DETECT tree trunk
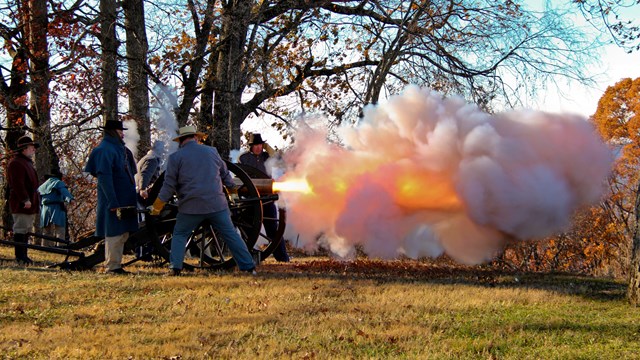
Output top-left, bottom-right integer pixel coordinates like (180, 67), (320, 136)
(198, 78), (215, 141)
(197, 44), (221, 139)
(212, 0), (251, 159)
(123, 0), (150, 156)
(101, 0), (119, 124)
(628, 180), (640, 305)
(26, 0), (60, 180)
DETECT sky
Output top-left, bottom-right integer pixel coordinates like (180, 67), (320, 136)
(524, 0), (640, 117)
(535, 45), (640, 117)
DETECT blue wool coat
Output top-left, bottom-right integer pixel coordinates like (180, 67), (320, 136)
(84, 135), (139, 237)
(38, 177), (74, 228)
(157, 140), (234, 214)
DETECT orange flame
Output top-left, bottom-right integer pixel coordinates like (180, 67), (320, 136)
(272, 179), (313, 194)
(392, 173), (462, 210)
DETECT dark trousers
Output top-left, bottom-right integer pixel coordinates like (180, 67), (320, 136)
(263, 203), (289, 262)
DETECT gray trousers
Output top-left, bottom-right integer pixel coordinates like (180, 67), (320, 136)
(12, 213), (35, 234)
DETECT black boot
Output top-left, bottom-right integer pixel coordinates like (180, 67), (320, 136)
(22, 234), (33, 264)
(272, 240), (290, 263)
(14, 233), (32, 265)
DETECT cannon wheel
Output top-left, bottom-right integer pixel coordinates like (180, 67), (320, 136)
(152, 161), (264, 270)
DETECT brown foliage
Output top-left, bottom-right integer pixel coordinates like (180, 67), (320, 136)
(493, 206), (626, 277)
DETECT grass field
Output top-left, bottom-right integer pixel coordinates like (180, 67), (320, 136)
(0, 246), (638, 359)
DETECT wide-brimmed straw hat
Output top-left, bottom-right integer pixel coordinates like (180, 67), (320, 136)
(173, 125), (206, 142)
(15, 135), (40, 151)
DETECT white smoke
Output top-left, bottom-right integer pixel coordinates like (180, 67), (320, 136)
(229, 149), (242, 163)
(123, 120), (140, 159)
(278, 86), (613, 264)
(151, 85), (180, 162)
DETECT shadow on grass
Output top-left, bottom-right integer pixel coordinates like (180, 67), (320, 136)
(0, 252), (627, 302)
(259, 258), (627, 302)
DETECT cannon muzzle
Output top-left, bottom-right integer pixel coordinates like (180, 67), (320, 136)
(232, 178), (275, 195)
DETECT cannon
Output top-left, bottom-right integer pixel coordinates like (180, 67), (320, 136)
(0, 161), (286, 271)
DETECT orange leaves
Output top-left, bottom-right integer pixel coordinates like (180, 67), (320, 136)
(587, 78), (640, 277)
(592, 77), (640, 143)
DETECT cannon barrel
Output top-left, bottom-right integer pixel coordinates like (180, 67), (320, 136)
(233, 177), (275, 195)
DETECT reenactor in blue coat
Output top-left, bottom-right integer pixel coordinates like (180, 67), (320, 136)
(150, 126), (256, 276)
(84, 120), (139, 274)
(37, 169), (74, 246)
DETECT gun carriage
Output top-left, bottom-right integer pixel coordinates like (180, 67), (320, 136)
(0, 161), (286, 271)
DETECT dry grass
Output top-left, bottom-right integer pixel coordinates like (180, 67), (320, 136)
(0, 246), (638, 359)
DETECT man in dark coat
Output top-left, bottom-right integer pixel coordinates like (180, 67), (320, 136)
(239, 133), (290, 262)
(7, 135), (40, 265)
(84, 120), (139, 274)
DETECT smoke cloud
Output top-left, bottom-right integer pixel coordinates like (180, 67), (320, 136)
(123, 120), (140, 159)
(150, 84), (180, 163)
(278, 86), (613, 264)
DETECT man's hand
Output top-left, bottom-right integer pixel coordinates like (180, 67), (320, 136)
(23, 200), (31, 209)
(149, 198), (166, 216)
(140, 189), (149, 199)
(264, 142), (276, 156)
